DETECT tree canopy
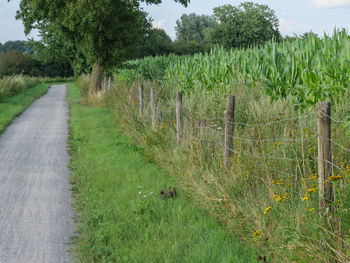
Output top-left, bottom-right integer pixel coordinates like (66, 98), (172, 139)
(205, 2), (281, 48)
(12, 0), (190, 91)
(0, 40), (32, 54)
(175, 13), (214, 44)
(0, 50), (39, 77)
(137, 28), (173, 57)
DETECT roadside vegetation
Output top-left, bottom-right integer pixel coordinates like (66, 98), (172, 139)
(75, 31), (350, 262)
(0, 75), (73, 101)
(67, 83), (258, 262)
(0, 81), (50, 133)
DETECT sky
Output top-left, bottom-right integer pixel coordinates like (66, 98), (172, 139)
(0, 0), (349, 43)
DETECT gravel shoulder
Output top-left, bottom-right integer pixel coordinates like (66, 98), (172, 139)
(0, 85), (74, 263)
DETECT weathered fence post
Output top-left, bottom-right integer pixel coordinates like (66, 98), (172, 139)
(224, 94), (235, 169)
(138, 83), (144, 117)
(150, 87), (157, 130)
(317, 102), (334, 212)
(108, 77), (111, 90)
(129, 80), (136, 103)
(176, 92), (183, 144)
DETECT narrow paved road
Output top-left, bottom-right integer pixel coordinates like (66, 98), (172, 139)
(0, 85), (74, 263)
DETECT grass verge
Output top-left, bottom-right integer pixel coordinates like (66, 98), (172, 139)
(67, 83), (258, 263)
(0, 82), (53, 133)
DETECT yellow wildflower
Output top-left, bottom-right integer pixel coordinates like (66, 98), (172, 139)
(308, 208), (315, 212)
(264, 206), (272, 214)
(253, 230), (261, 237)
(307, 188), (317, 193)
(324, 175), (343, 183)
(273, 142), (281, 148)
(303, 195), (309, 201)
(309, 174), (318, 180)
(272, 195), (283, 202)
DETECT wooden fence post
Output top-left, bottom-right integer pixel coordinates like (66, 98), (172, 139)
(108, 77), (111, 90)
(176, 92), (183, 144)
(150, 87), (157, 130)
(317, 102), (334, 211)
(224, 94), (235, 169)
(138, 83), (144, 117)
(129, 81), (136, 103)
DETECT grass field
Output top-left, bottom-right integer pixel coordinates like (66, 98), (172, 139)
(0, 82), (51, 134)
(67, 83), (258, 263)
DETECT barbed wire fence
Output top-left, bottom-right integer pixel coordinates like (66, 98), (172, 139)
(126, 80), (350, 221)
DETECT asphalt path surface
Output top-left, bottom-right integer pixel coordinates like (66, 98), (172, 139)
(0, 85), (74, 262)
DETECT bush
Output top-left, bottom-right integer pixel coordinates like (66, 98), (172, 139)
(0, 75), (42, 100)
(75, 74), (90, 97)
(0, 50), (40, 78)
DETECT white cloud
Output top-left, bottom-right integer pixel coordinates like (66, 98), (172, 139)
(152, 19), (166, 30)
(311, 0), (350, 7)
(279, 18), (312, 36)
(151, 19), (177, 40)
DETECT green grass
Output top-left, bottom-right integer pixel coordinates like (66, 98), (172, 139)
(67, 83), (258, 263)
(0, 82), (52, 133)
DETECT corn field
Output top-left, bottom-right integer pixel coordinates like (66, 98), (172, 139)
(117, 29), (350, 108)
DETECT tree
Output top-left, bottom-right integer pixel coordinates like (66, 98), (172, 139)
(0, 50), (40, 77)
(171, 40), (210, 55)
(137, 28), (173, 57)
(12, 0), (190, 93)
(175, 13), (214, 44)
(28, 23), (84, 77)
(0, 40), (32, 54)
(205, 2), (281, 48)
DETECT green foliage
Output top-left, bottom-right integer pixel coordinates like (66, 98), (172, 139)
(116, 55), (180, 83)
(0, 40), (32, 54)
(75, 74), (91, 97)
(175, 13), (215, 44)
(136, 28), (173, 58)
(28, 23), (77, 77)
(67, 83), (258, 262)
(0, 50), (40, 77)
(117, 30), (350, 107)
(0, 82), (50, 133)
(205, 2), (281, 48)
(171, 40), (211, 56)
(14, 0), (190, 71)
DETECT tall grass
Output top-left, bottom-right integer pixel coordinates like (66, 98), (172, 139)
(98, 78), (350, 262)
(0, 75), (41, 100)
(68, 83), (258, 262)
(0, 82), (51, 133)
(0, 75), (74, 101)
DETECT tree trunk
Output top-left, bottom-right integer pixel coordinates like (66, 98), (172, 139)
(89, 62), (103, 94)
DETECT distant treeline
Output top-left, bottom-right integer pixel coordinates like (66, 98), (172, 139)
(0, 40), (73, 78)
(0, 40), (32, 54)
